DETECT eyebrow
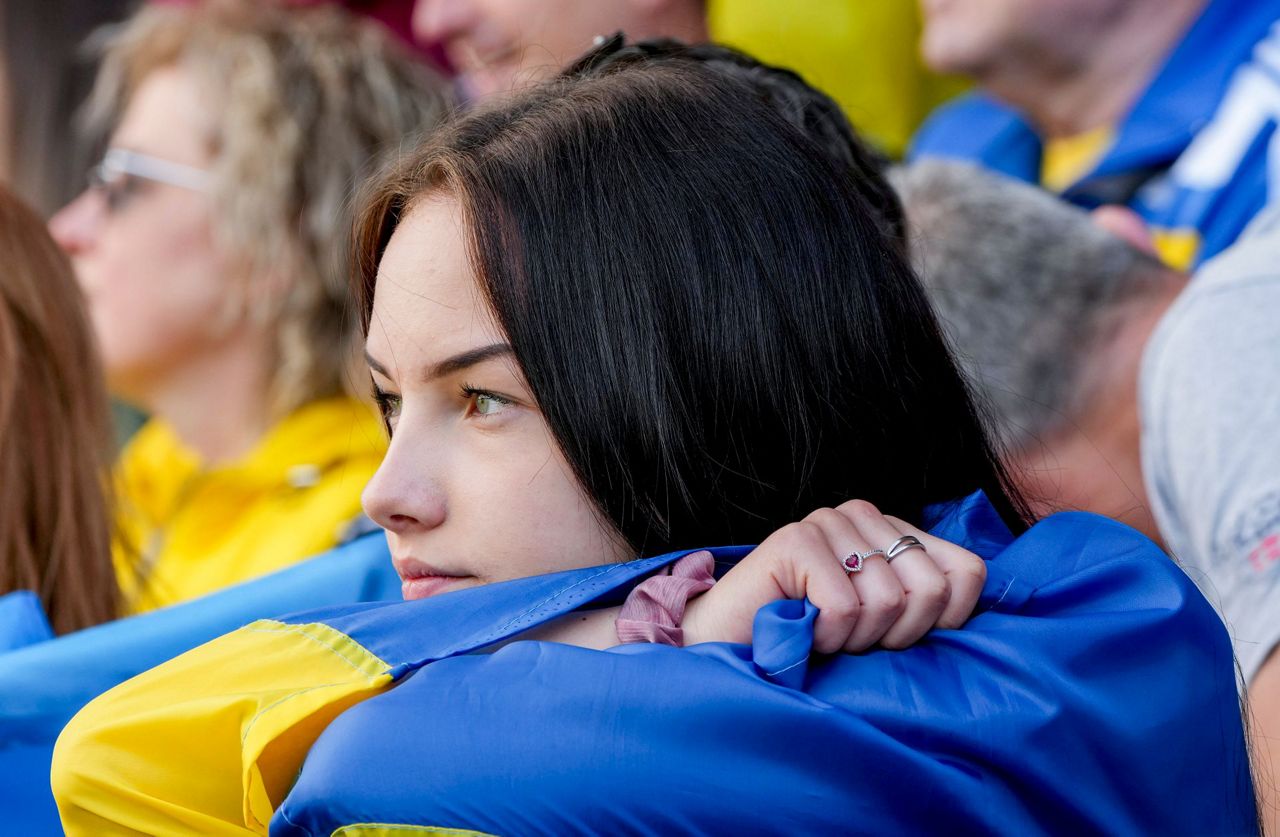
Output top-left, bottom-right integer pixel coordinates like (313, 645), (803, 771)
(364, 342), (514, 383)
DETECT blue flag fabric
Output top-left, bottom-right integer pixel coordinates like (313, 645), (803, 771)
(264, 495), (1255, 835)
(910, 0), (1280, 268)
(0, 533), (399, 835)
(0, 592), (54, 654)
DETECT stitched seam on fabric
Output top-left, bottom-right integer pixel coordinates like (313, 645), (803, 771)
(765, 657), (807, 677)
(992, 578), (1016, 608)
(244, 620), (388, 676)
(240, 678), (385, 747)
(491, 563), (639, 633)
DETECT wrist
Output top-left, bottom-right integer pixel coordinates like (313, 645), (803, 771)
(615, 550), (716, 646)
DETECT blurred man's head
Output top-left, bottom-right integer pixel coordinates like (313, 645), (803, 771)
(917, 0), (1207, 133)
(919, 0), (1123, 79)
(892, 160), (1186, 540)
(412, 0), (707, 99)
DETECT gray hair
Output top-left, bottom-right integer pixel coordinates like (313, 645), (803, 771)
(890, 160), (1175, 452)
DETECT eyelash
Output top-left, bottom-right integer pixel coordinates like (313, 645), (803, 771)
(459, 383), (514, 418)
(372, 385), (402, 434)
(370, 383), (513, 436)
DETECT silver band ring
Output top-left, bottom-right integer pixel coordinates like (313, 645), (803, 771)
(885, 535), (926, 563)
(842, 548), (884, 574)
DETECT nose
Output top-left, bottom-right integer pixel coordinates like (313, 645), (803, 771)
(412, 0), (471, 47)
(362, 435), (448, 535)
(48, 191), (101, 256)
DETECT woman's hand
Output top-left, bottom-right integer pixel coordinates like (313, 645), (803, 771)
(682, 500), (986, 653)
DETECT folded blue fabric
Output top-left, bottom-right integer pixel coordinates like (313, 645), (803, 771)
(0, 591), (54, 654)
(268, 493), (1255, 835)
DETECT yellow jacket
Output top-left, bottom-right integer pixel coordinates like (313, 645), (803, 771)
(113, 397), (386, 613)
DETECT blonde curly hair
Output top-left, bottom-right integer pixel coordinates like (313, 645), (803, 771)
(86, 0), (451, 416)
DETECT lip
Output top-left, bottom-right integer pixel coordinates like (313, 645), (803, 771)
(393, 555), (473, 601)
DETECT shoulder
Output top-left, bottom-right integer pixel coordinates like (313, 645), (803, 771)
(52, 614), (398, 833)
(1140, 216), (1280, 471)
(1000, 511), (1225, 634)
(114, 419), (198, 496)
(909, 92), (1040, 176)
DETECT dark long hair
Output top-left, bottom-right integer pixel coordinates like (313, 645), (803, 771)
(355, 58), (1028, 556)
(565, 34), (906, 245)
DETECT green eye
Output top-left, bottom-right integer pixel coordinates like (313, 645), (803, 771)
(473, 392), (505, 415)
(461, 385), (512, 418)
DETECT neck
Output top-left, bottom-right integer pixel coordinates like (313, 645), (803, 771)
(132, 337), (276, 466)
(1015, 391), (1158, 543)
(987, 0), (1206, 137)
(1010, 284), (1184, 545)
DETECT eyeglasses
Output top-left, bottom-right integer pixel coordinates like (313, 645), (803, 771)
(87, 148), (212, 213)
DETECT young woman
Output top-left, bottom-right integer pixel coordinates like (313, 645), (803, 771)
(54, 54), (1254, 834)
(48, 2), (451, 612)
(0, 186), (117, 637)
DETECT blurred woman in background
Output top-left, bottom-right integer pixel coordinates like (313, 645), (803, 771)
(49, 0), (452, 612)
(0, 185), (117, 637)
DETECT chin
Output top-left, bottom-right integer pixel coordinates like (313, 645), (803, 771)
(923, 33), (996, 77)
(459, 65), (518, 101)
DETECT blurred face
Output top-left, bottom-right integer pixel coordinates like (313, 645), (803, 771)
(361, 194), (630, 600)
(413, 0), (658, 99)
(48, 66), (232, 406)
(918, 0), (1121, 79)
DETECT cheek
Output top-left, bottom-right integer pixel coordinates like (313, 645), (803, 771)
(84, 210), (230, 368)
(458, 430), (627, 580)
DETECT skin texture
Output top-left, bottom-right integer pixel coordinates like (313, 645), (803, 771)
(1249, 656), (1280, 834)
(362, 195), (633, 595)
(49, 66), (276, 463)
(363, 195), (989, 650)
(1005, 210), (1183, 545)
(1008, 279), (1183, 546)
(412, 0), (708, 99)
(917, 0), (1207, 136)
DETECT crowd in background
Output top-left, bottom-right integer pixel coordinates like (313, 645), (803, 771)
(1, 0), (1278, 834)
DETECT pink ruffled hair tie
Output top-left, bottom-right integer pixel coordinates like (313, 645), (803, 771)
(615, 550), (716, 647)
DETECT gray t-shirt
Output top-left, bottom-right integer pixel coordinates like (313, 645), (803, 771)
(1141, 208), (1280, 683)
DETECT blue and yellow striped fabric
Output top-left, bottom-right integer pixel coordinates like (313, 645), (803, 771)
(0, 532), (400, 834)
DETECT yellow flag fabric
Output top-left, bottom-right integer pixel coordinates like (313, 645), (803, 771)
(707, 0), (968, 158)
(112, 397), (386, 614)
(53, 619), (396, 835)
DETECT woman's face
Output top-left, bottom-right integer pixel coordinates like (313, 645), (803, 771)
(361, 195), (631, 600)
(48, 66), (234, 407)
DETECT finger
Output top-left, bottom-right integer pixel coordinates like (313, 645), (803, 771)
(795, 510), (864, 654)
(844, 550), (903, 652)
(841, 502), (948, 649)
(818, 502), (906, 651)
(886, 515), (987, 629)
